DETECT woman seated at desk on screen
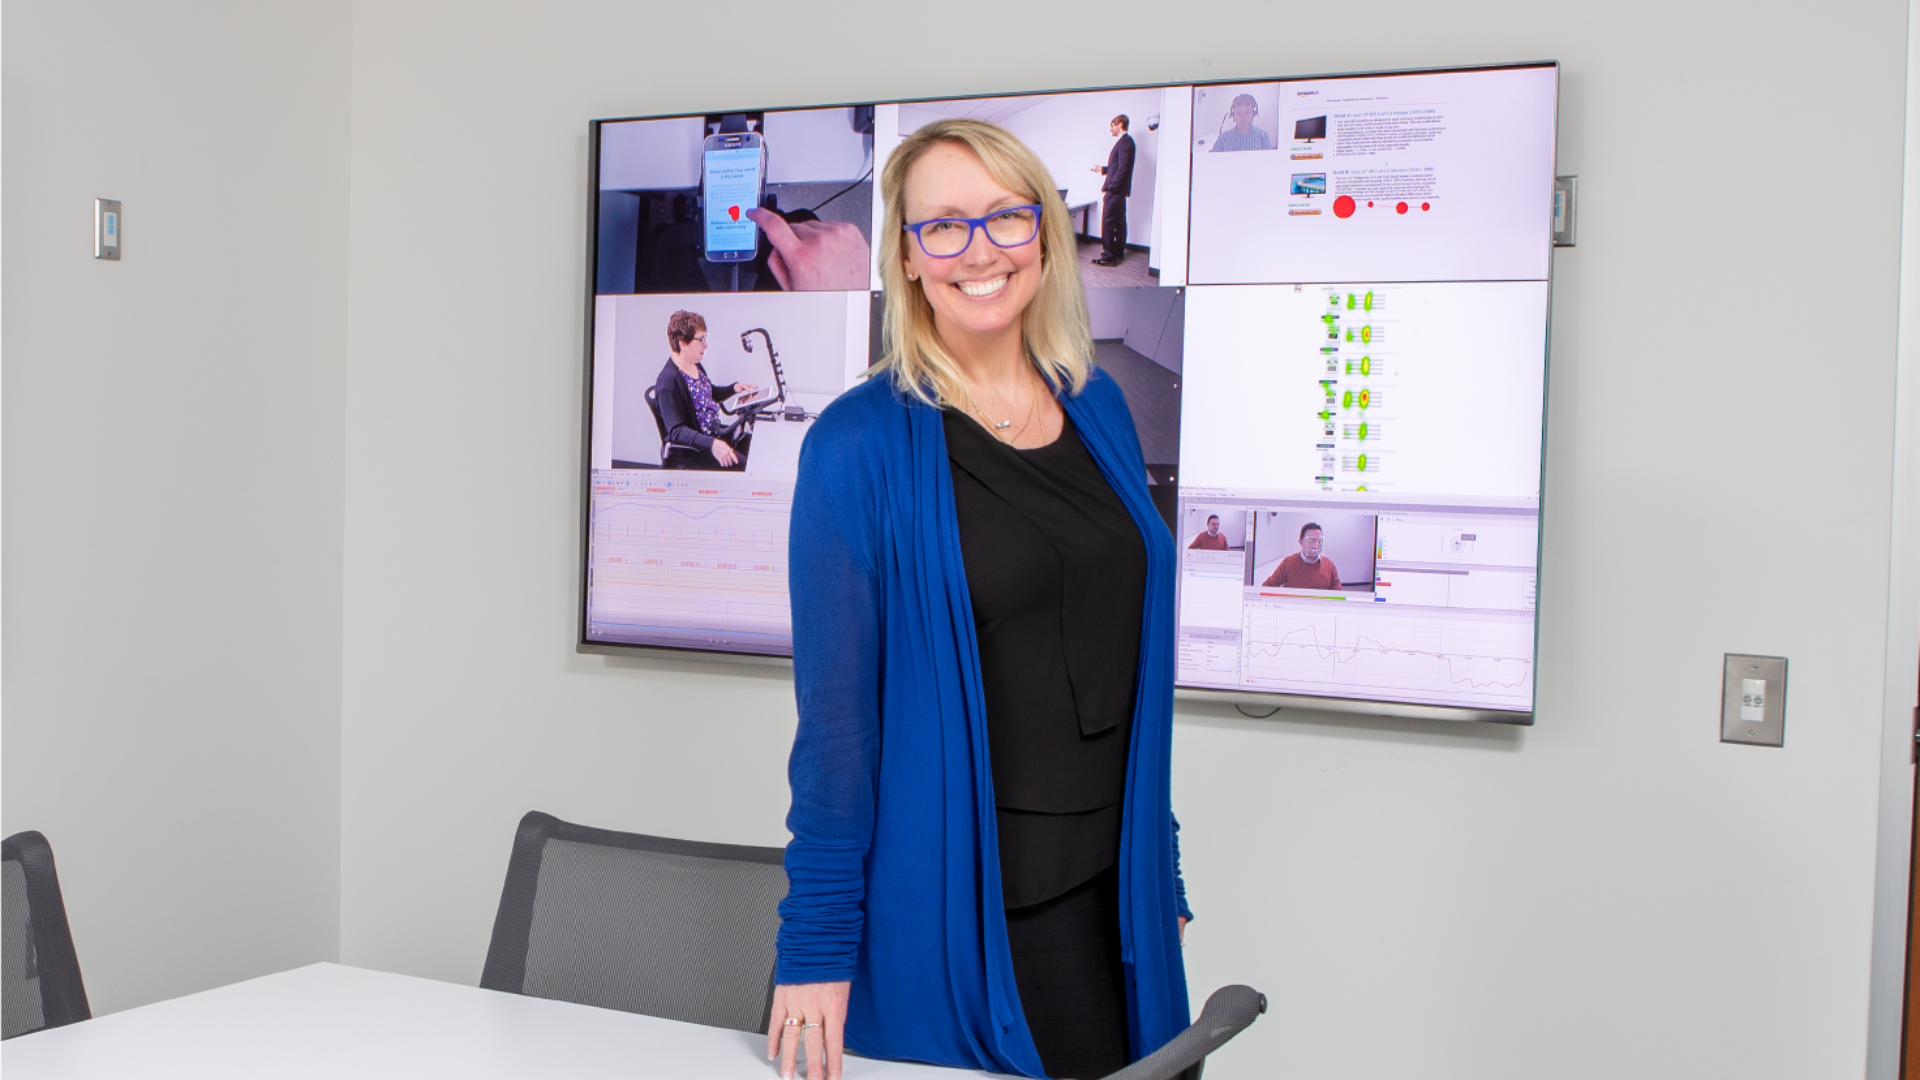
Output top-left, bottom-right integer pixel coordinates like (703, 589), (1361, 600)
(769, 119), (1194, 1080)
(654, 309), (756, 470)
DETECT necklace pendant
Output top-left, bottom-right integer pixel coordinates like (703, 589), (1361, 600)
(993, 420), (1012, 430)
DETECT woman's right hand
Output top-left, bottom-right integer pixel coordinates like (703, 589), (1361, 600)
(711, 439), (740, 467)
(766, 981), (851, 1080)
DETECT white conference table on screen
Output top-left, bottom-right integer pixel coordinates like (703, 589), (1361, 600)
(0, 963), (999, 1080)
(744, 391), (836, 477)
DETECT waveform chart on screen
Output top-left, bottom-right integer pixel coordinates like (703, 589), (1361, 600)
(585, 473), (796, 653)
(1239, 599), (1535, 711)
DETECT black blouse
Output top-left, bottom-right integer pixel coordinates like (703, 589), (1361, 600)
(944, 408), (1147, 909)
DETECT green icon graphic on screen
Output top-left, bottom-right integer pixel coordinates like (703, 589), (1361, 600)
(1346, 293), (1356, 309)
(1358, 389), (1371, 409)
(1358, 421), (1369, 440)
(1321, 313), (1337, 330)
(1342, 390), (1353, 409)
(1361, 326), (1372, 344)
(1345, 328), (1355, 342)
(1329, 294), (1339, 306)
(1357, 453), (1368, 471)
(1364, 291), (1374, 312)
(1360, 356), (1371, 376)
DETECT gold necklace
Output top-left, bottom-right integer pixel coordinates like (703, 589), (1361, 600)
(967, 372), (1037, 442)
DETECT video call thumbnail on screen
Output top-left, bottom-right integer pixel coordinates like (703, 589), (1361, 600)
(581, 63), (1558, 717)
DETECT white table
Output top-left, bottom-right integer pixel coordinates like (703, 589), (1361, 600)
(1, 963), (1001, 1079)
(744, 391), (836, 477)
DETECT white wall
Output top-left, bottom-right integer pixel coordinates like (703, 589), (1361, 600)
(321, 3), (1904, 1079)
(1, 0), (351, 1015)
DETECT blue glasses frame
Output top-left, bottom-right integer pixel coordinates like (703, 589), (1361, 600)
(901, 204), (1043, 258)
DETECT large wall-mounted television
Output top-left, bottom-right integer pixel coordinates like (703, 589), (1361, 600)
(580, 62), (1559, 723)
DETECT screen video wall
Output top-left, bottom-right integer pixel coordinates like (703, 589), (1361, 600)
(581, 63), (1558, 717)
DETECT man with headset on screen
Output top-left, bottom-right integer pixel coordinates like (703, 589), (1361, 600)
(1188, 514), (1230, 550)
(1261, 521), (1341, 589)
(1210, 93), (1272, 152)
(1089, 115), (1134, 267)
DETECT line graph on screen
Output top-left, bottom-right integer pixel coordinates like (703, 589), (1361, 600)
(587, 479), (794, 651)
(1240, 602), (1533, 709)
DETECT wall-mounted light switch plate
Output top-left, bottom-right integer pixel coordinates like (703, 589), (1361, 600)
(1721, 654), (1787, 746)
(95, 199), (121, 260)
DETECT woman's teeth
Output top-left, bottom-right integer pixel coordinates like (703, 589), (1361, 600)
(956, 275), (1008, 298)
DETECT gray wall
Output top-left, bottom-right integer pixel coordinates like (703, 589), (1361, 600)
(1, 2), (1912, 1077)
(336, 4), (1910, 1079)
(1, 0), (350, 1015)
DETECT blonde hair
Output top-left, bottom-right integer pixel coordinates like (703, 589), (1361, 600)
(873, 119), (1093, 408)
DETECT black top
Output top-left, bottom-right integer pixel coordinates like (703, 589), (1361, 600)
(944, 408), (1147, 909)
(653, 358), (741, 457)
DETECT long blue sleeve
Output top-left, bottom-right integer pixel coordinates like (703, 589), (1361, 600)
(776, 444), (883, 985)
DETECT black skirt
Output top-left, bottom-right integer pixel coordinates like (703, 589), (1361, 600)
(1004, 866), (1131, 1080)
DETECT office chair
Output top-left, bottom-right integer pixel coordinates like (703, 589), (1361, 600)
(1100, 984), (1266, 1080)
(480, 811), (787, 1034)
(2, 831), (90, 1040)
(642, 385), (684, 468)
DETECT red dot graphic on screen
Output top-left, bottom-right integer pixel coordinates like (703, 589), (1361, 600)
(1421, 202), (1431, 211)
(1333, 195), (1356, 219)
(728, 205), (741, 221)
(1367, 201), (1374, 208)
(1396, 202), (1408, 214)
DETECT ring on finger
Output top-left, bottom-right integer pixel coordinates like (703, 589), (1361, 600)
(783, 1018), (802, 1028)
(803, 1021), (821, 1029)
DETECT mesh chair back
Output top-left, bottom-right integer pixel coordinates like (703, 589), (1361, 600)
(481, 811), (786, 1034)
(1101, 984), (1266, 1080)
(643, 385), (677, 464)
(2, 831), (90, 1040)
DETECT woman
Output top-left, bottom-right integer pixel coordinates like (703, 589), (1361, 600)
(653, 309), (756, 470)
(769, 119), (1192, 1080)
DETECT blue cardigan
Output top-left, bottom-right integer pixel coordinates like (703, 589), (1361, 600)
(776, 369), (1193, 1077)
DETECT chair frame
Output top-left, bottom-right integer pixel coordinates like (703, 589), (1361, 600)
(2, 830), (91, 1035)
(479, 811), (786, 1031)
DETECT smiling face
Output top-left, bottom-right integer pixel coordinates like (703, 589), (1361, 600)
(1231, 100), (1256, 133)
(1299, 528), (1325, 562)
(901, 142), (1043, 353)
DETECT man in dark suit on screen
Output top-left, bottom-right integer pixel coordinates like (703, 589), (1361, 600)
(1090, 114), (1135, 267)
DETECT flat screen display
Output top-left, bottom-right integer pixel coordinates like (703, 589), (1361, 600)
(582, 63), (1558, 719)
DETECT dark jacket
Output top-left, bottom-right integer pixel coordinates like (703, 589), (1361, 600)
(1100, 133), (1136, 198)
(654, 358), (739, 456)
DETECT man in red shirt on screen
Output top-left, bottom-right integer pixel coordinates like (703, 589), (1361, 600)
(1261, 522), (1342, 589)
(1188, 514), (1230, 550)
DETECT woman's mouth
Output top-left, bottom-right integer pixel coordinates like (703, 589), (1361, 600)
(954, 275), (1009, 298)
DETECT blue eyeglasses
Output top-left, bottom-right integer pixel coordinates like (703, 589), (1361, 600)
(902, 205), (1042, 258)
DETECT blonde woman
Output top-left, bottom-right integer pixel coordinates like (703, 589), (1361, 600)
(769, 119), (1192, 1080)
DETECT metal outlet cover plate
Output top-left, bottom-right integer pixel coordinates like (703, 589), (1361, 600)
(1721, 653), (1787, 747)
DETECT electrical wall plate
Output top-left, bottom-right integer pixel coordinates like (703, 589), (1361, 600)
(1552, 176), (1576, 247)
(95, 198), (121, 260)
(1721, 653), (1787, 747)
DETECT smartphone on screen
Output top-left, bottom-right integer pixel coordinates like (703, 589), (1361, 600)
(702, 132), (767, 263)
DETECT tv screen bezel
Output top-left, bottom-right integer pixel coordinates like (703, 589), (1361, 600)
(576, 60), (1560, 725)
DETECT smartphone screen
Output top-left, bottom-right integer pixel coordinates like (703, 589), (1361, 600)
(703, 145), (764, 261)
